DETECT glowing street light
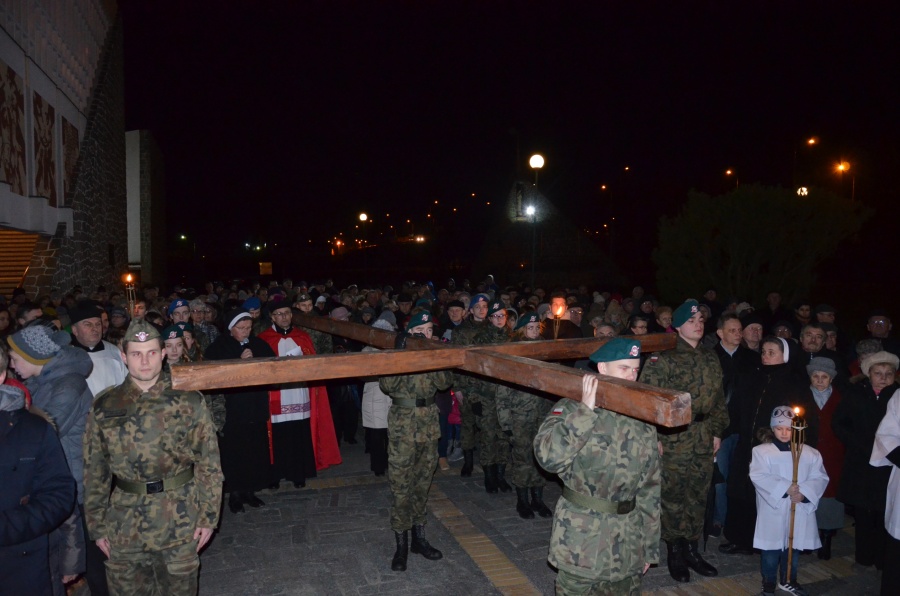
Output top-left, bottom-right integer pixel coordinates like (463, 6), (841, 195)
(529, 154), (544, 186)
(725, 168), (739, 189)
(835, 161), (855, 202)
(797, 187), (809, 196)
(359, 212), (368, 222)
(526, 205), (537, 290)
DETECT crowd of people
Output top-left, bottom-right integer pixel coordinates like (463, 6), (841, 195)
(1, 276), (899, 595)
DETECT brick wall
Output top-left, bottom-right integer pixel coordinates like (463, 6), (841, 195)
(23, 19), (126, 295)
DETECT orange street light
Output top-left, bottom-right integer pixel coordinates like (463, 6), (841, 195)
(807, 137), (818, 145)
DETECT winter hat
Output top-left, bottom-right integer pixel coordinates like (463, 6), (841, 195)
(672, 299), (700, 328)
(446, 299), (465, 310)
(861, 351), (900, 378)
(770, 406), (794, 429)
(69, 299), (103, 325)
(371, 319), (395, 332)
(806, 357), (837, 380)
(376, 309), (397, 328)
(315, 296), (327, 305)
(7, 325), (71, 365)
(330, 307), (350, 321)
(536, 303), (551, 318)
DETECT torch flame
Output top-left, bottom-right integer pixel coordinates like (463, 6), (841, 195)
(555, 306), (565, 317)
(793, 407), (800, 415)
(125, 274), (133, 283)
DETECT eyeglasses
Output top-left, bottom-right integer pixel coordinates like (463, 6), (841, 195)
(490, 313), (507, 320)
(191, 309), (208, 314)
(569, 310), (583, 316)
(771, 408), (794, 419)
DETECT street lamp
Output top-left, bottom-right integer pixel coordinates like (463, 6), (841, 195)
(529, 154), (544, 186)
(526, 205), (536, 290)
(725, 169), (739, 189)
(835, 162), (855, 202)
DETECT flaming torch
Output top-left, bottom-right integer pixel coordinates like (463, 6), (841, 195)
(123, 273), (136, 318)
(552, 303), (565, 339)
(786, 406), (807, 574)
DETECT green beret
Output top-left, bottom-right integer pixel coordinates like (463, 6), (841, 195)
(406, 310), (432, 331)
(672, 299), (701, 328)
(515, 312), (539, 330)
(589, 337), (641, 363)
(176, 322), (194, 334)
(124, 318), (161, 344)
(487, 300), (505, 317)
(162, 324), (184, 341)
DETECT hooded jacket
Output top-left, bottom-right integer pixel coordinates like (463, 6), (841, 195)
(24, 346), (93, 503)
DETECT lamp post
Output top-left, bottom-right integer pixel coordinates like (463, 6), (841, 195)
(836, 162), (855, 202)
(725, 169), (739, 189)
(359, 213), (368, 268)
(526, 205), (536, 289)
(529, 154), (544, 186)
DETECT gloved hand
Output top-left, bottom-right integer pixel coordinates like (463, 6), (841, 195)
(394, 332), (410, 350)
(472, 402), (483, 416)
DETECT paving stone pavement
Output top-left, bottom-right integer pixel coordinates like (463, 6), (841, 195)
(198, 436), (882, 595)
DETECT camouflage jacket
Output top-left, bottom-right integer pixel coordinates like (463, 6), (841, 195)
(639, 335), (728, 446)
(451, 321), (509, 401)
(380, 370), (454, 443)
(82, 372), (223, 550)
(496, 337), (549, 431)
(534, 398), (660, 580)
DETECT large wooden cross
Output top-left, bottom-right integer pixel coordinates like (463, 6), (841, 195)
(171, 314), (691, 427)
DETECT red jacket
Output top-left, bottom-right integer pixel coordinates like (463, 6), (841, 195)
(813, 386), (845, 498)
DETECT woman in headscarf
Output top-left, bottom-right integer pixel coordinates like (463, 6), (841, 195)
(719, 336), (814, 556)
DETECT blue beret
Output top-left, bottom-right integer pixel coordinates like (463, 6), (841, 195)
(589, 338), (641, 363)
(167, 298), (189, 315)
(672, 299), (701, 328)
(470, 293), (490, 307)
(242, 297), (261, 311)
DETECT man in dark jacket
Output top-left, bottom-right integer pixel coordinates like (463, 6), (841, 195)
(1, 350), (76, 595)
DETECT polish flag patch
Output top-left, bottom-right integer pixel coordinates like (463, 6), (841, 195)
(550, 406), (565, 416)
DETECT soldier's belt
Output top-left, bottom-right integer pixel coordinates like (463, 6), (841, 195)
(562, 487), (635, 514)
(392, 397), (434, 408)
(114, 466), (194, 495)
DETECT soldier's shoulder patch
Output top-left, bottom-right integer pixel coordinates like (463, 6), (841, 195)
(649, 355), (660, 364)
(550, 405), (566, 416)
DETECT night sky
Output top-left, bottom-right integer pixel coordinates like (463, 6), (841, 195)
(122, 2), (900, 279)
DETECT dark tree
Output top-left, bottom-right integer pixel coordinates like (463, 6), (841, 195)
(653, 184), (871, 306)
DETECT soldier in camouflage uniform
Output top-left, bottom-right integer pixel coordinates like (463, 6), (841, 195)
(292, 293), (334, 357)
(534, 338), (660, 595)
(464, 299), (513, 493)
(82, 319), (224, 595)
(380, 310), (453, 572)
(450, 293), (490, 477)
(497, 312), (554, 518)
(638, 299), (728, 583)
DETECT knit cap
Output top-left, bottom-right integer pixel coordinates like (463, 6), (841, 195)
(7, 325), (71, 365)
(770, 406), (794, 429)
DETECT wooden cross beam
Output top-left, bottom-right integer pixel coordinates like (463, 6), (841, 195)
(171, 315), (691, 427)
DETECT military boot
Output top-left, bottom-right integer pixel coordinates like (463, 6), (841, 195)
(484, 464), (499, 493)
(495, 464), (512, 492)
(530, 487), (553, 518)
(410, 525), (442, 560)
(515, 487), (534, 519)
(683, 538), (718, 576)
(666, 539), (690, 583)
(391, 530), (408, 571)
(460, 449), (475, 477)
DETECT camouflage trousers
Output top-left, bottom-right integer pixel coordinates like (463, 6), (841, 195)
(508, 398), (552, 488)
(459, 392), (481, 451)
(659, 440), (714, 542)
(388, 406), (438, 532)
(477, 392), (509, 467)
(555, 568), (641, 595)
(104, 540), (198, 596)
